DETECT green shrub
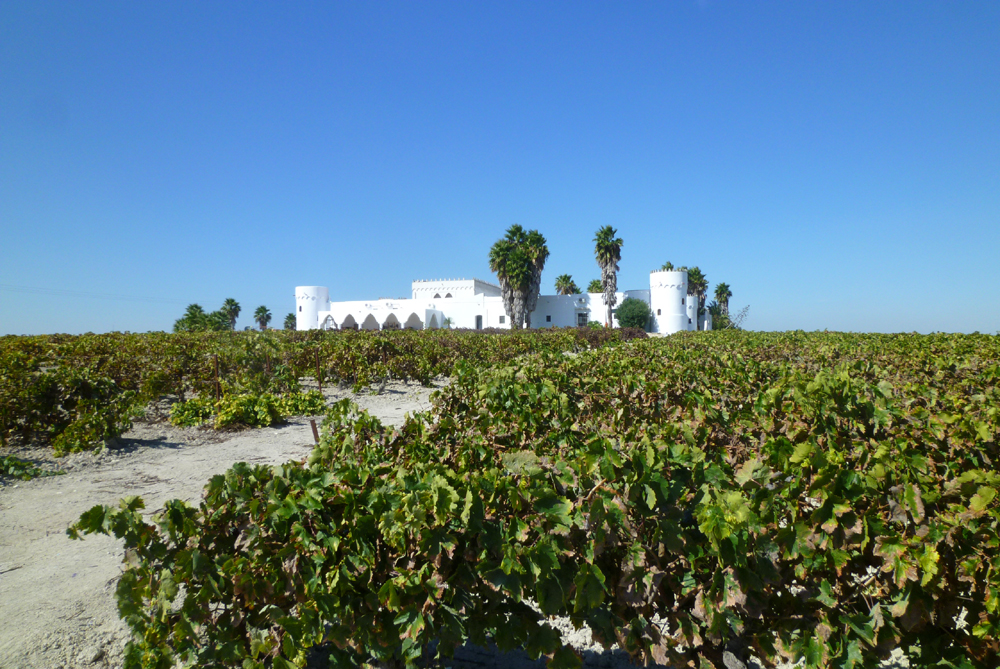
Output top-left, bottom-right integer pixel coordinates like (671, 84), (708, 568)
(170, 390), (326, 429)
(169, 396), (215, 427)
(0, 366), (137, 455)
(214, 393), (283, 428)
(614, 297), (651, 330)
(275, 390), (327, 416)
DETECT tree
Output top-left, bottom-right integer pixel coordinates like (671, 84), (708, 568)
(221, 298), (241, 330)
(205, 311), (230, 331)
(594, 226), (623, 327)
(554, 274), (580, 295)
(488, 225), (548, 329)
(686, 266), (708, 311)
(523, 229), (549, 329)
(254, 306), (272, 331)
(660, 261), (675, 271)
(173, 304), (229, 333)
(284, 313), (296, 330)
(707, 301), (729, 330)
(586, 279), (603, 293)
(714, 283), (732, 315)
(616, 297), (651, 330)
(173, 304), (207, 333)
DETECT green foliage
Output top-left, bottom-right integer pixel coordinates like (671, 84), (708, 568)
(2, 328), (638, 454)
(1, 454), (64, 481)
(221, 298), (241, 330)
(0, 363), (136, 455)
(554, 274), (580, 295)
(284, 313), (296, 330)
(69, 332), (1000, 668)
(586, 280), (603, 293)
(615, 297), (651, 330)
(686, 266), (708, 306)
(275, 390), (327, 416)
(174, 304), (231, 333)
(254, 306), (272, 331)
(489, 225), (550, 330)
(170, 391), (327, 429)
(168, 396), (215, 427)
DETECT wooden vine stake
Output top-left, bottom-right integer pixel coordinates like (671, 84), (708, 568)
(309, 419), (320, 444)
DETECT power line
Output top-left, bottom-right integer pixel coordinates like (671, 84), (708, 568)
(0, 283), (192, 305)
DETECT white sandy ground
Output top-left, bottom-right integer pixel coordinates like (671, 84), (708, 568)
(0, 380), (909, 669)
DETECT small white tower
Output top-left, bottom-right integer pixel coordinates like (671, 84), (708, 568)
(685, 292), (698, 331)
(649, 270), (688, 335)
(295, 286), (329, 331)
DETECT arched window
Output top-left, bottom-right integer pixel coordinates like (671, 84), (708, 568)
(433, 293), (442, 299)
(445, 293), (453, 298)
(657, 309), (661, 315)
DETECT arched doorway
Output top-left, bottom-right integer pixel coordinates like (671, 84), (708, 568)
(427, 314), (439, 330)
(360, 314), (380, 331)
(404, 313), (422, 330)
(382, 313), (401, 330)
(320, 315), (337, 331)
(341, 314), (358, 330)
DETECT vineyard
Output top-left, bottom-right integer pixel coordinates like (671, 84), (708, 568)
(0, 327), (642, 457)
(4, 329), (999, 668)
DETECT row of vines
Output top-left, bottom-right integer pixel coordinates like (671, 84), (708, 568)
(68, 331), (1000, 668)
(0, 326), (643, 454)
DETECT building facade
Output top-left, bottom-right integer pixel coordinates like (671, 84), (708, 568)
(296, 269), (711, 335)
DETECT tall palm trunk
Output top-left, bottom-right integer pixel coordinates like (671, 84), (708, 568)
(524, 271), (542, 328)
(601, 262), (618, 326)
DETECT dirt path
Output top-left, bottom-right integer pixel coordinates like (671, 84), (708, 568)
(0, 381), (440, 669)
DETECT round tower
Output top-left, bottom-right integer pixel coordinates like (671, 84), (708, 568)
(295, 286), (329, 331)
(685, 291), (698, 331)
(649, 270), (687, 335)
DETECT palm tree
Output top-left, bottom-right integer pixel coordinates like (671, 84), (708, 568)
(173, 304), (207, 332)
(714, 283), (732, 315)
(488, 225), (548, 329)
(254, 305), (272, 331)
(686, 266), (708, 311)
(593, 226), (623, 327)
(554, 274), (579, 295)
(221, 298), (241, 330)
(660, 261), (675, 271)
(205, 311), (230, 331)
(586, 279), (603, 294)
(284, 313), (296, 330)
(523, 229), (549, 329)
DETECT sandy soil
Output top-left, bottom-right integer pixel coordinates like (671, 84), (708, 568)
(0, 380), (440, 669)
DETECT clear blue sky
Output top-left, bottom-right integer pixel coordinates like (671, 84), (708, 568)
(2, 2), (997, 335)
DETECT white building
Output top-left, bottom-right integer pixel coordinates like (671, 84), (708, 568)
(296, 270), (711, 335)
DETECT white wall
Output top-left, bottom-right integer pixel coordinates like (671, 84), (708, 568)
(649, 270), (687, 335)
(411, 279), (502, 300)
(295, 286), (329, 330)
(529, 294), (593, 328)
